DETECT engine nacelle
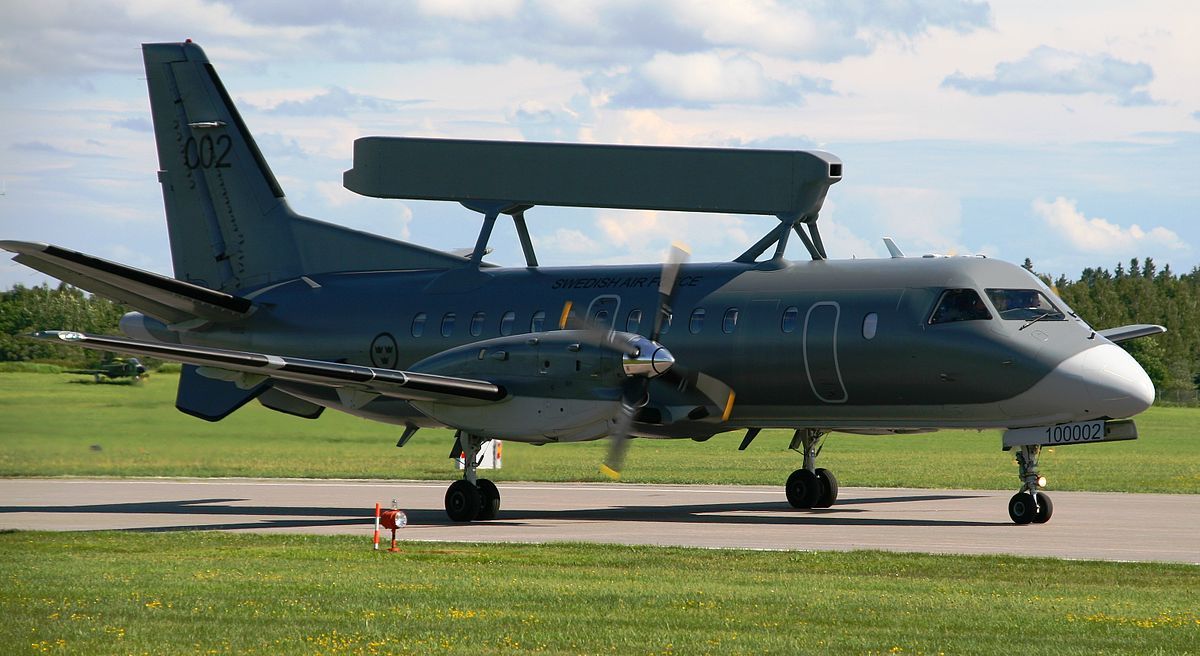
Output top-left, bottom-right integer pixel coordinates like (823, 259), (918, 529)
(408, 330), (649, 442)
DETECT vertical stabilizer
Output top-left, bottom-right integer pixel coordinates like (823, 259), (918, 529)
(143, 42), (465, 292)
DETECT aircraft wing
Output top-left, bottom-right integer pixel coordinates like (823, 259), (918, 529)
(1098, 324), (1167, 344)
(33, 331), (506, 405)
(0, 241), (253, 325)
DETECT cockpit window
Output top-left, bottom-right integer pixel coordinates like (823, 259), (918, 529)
(929, 289), (992, 324)
(985, 289), (1065, 321)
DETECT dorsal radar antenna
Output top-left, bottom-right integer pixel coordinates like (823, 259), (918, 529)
(342, 138), (841, 265)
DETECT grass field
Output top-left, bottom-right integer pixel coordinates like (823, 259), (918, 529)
(1, 372), (1197, 493)
(1, 532), (1196, 655)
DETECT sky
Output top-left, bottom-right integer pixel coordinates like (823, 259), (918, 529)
(1, 0), (1197, 290)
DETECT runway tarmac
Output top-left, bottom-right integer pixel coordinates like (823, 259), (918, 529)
(1, 478), (1196, 564)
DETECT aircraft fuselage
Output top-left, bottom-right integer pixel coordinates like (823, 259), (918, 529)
(129, 253), (1152, 442)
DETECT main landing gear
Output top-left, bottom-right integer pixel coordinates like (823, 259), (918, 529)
(1008, 443), (1052, 524)
(444, 432), (502, 522)
(785, 429), (838, 509)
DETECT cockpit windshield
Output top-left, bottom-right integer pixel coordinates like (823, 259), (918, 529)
(985, 289), (1065, 321)
(929, 289), (992, 324)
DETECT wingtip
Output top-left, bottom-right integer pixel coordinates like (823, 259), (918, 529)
(28, 330), (84, 342)
(0, 240), (50, 255)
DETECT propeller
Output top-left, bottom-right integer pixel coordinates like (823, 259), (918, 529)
(589, 243), (735, 480)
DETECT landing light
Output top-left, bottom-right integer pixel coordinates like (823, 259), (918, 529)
(1037, 476), (1047, 488)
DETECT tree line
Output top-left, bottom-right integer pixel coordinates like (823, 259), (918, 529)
(1038, 257), (1200, 401)
(0, 283), (127, 367)
(2, 259), (1198, 400)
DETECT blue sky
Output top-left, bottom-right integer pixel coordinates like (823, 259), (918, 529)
(1, 0), (1197, 289)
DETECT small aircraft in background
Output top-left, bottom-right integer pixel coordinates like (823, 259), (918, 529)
(65, 357), (148, 383)
(3, 41), (1165, 526)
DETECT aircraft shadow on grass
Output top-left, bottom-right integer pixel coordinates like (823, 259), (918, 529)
(0, 492), (1007, 532)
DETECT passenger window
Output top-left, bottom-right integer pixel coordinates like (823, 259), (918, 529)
(781, 306), (799, 333)
(863, 312), (878, 339)
(593, 309), (610, 329)
(530, 310), (546, 333)
(985, 289), (1066, 321)
(469, 311), (485, 337)
(626, 309), (643, 334)
(659, 311), (672, 336)
(440, 312), (456, 337)
(499, 311), (516, 336)
(929, 289), (992, 324)
(722, 308), (739, 334)
(689, 308), (705, 334)
(411, 312), (427, 338)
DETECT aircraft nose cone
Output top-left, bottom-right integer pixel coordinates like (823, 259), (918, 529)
(1087, 343), (1155, 418)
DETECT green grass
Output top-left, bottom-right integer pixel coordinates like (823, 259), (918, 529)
(1, 532), (1196, 655)
(0, 362), (63, 373)
(1, 372), (1198, 493)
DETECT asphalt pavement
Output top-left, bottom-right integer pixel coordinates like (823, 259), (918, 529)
(1, 478), (1196, 563)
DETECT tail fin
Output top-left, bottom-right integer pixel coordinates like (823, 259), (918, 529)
(143, 42), (463, 291)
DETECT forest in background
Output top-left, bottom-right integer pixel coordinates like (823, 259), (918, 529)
(2, 256), (1198, 402)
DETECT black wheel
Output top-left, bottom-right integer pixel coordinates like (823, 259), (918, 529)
(786, 469), (821, 508)
(445, 480), (482, 522)
(1008, 491), (1036, 525)
(1032, 493), (1053, 524)
(475, 479), (501, 521)
(814, 468), (839, 508)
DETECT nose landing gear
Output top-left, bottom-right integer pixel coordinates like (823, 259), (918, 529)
(1008, 444), (1052, 524)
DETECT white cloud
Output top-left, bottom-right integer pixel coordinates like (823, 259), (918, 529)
(852, 186), (975, 256)
(507, 100), (584, 142)
(532, 228), (601, 256)
(593, 52), (832, 109)
(1033, 197), (1185, 253)
(414, 0), (522, 22)
(261, 87), (421, 117)
(942, 46), (1157, 105)
(595, 209), (752, 263)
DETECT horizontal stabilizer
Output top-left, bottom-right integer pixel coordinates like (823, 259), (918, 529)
(32, 330), (506, 406)
(1, 241), (252, 325)
(1098, 324), (1166, 344)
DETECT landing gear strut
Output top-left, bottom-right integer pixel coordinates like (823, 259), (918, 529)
(444, 432), (502, 522)
(785, 429), (838, 509)
(1008, 444), (1052, 525)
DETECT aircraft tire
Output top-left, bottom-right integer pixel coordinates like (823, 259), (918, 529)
(814, 468), (839, 508)
(445, 480), (482, 522)
(785, 469), (821, 508)
(475, 479), (501, 521)
(1007, 491), (1036, 525)
(1032, 493), (1053, 524)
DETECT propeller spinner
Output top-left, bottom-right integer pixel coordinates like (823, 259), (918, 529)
(596, 243), (735, 480)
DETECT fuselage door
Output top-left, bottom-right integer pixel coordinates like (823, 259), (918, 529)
(586, 295), (620, 331)
(804, 301), (848, 403)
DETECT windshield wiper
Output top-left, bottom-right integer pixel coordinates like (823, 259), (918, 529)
(1018, 311), (1063, 331)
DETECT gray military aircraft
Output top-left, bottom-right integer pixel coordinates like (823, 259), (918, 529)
(3, 42), (1164, 525)
(65, 357), (148, 383)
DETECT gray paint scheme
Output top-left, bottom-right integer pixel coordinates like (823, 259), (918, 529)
(4, 42), (1160, 455)
(344, 137), (841, 218)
